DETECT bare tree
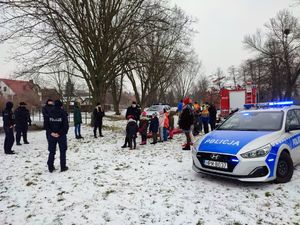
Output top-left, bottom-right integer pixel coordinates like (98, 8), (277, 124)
(0, 0), (165, 106)
(127, 5), (193, 108)
(172, 54), (202, 100)
(244, 10), (300, 100)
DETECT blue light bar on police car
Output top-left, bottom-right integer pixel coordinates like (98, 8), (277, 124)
(268, 101), (293, 106)
(244, 101), (293, 109)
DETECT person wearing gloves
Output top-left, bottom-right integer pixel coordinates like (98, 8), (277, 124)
(3, 101), (15, 154)
(93, 103), (105, 138)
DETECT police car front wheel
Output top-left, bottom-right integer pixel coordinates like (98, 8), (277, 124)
(275, 151), (294, 183)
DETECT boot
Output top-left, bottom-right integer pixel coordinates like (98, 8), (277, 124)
(140, 141), (146, 145)
(78, 135), (84, 139)
(182, 143), (191, 151)
(121, 145), (127, 148)
(61, 166), (69, 172)
(24, 141), (30, 144)
(16, 143), (22, 146)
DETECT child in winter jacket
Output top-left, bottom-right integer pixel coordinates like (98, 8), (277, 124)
(126, 115), (138, 150)
(139, 112), (149, 145)
(168, 110), (176, 139)
(158, 112), (165, 142)
(163, 109), (169, 141)
(149, 113), (159, 144)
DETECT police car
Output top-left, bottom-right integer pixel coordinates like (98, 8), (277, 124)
(192, 101), (300, 183)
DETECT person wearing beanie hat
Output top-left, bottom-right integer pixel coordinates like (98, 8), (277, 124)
(138, 111), (149, 145)
(179, 97), (194, 150)
(93, 103), (105, 138)
(2, 101), (15, 154)
(14, 101), (31, 145)
(44, 99), (69, 172)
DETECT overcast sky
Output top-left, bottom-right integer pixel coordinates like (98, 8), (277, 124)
(0, 0), (300, 78)
(170, 0), (300, 76)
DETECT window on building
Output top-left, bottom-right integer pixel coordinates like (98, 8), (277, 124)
(3, 87), (7, 92)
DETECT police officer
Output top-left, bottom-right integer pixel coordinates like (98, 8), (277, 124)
(45, 100), (69, 172)
(15, 102), (31, 145)
(42, 99), (54, 140)
(2, 101), (15, 154)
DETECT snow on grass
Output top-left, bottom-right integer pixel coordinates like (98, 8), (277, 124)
(0, 116), (300, 225)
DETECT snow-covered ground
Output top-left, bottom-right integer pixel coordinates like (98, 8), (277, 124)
(1, 116), (300, 225)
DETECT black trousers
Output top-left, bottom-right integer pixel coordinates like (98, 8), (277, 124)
(203, 121), (209, 134)
(47, 135), (67, 169)
(152, 132), (158, 143)
(141, 134), (147, 142)
(128, 136), (136, 149)
(16, 127), (28, 143)
(210, 120), (216, 131)
(93, 122), (103, 137)
(4, 127), (14, 153)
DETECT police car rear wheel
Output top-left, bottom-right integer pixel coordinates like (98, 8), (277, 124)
(275, 152), (293, 183)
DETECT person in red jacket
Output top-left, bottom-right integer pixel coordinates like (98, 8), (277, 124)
(163, 109), (169, 141)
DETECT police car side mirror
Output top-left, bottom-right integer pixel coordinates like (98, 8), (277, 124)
(286, 124), (300, 132)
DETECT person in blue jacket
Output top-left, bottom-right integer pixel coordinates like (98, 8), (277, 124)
(149, 113), (159, 144)
(3, 101), (15, 154)
(14, 102), (31, 145)
(45, 100), (69, 172)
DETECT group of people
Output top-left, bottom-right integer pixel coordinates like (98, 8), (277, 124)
(178, 97), (217, 150)
(121, 101), (176, 150)
(2, 101), (31, 154)
(2, 97), (217, 171)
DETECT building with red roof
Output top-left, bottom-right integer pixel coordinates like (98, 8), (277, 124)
(0, 78), (42, 110)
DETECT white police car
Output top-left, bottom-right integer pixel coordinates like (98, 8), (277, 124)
(192, 101), (300, 183)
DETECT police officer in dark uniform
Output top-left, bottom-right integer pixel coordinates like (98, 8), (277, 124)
(3, 101), (15, 154)
(14, 102), (31, 145)
(44, 100), (69, 173)
(42, 99), (54, 140)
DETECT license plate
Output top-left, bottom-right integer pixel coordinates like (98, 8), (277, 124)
(204, 160), (228, 169)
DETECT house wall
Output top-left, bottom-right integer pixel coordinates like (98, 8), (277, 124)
(0, 81), (15, 98)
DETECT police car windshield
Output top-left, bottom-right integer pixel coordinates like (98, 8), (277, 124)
(218, 111), (283, 131)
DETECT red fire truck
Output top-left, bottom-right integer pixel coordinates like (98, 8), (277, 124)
(220, 82), (257, 118)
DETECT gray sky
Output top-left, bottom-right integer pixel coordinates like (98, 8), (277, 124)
(170, 0), (300, 76)
(0, 0), (300, 78)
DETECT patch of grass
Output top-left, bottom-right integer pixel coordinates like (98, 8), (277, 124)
(26, 181), (37, 186)
(103, 190), (116, 199)
(196, 218), (204, 225)
(265, 192), (272, 197)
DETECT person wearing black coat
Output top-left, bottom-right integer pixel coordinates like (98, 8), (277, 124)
(149, 113), (159, 144)
(2, 101), (15, 154)
(138, 112), (149, 145)
(125, 101), (141, 122)
(122, 101), (141, 148)
(14, 102), (31, 145)
(42, 99), (54, 140)
(179, 97), (194, 150)
(208, 103), (217, 131)
(93, 103), (105, 138)
(45, 100), (69, 173)
(126, 116), (138, 150)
